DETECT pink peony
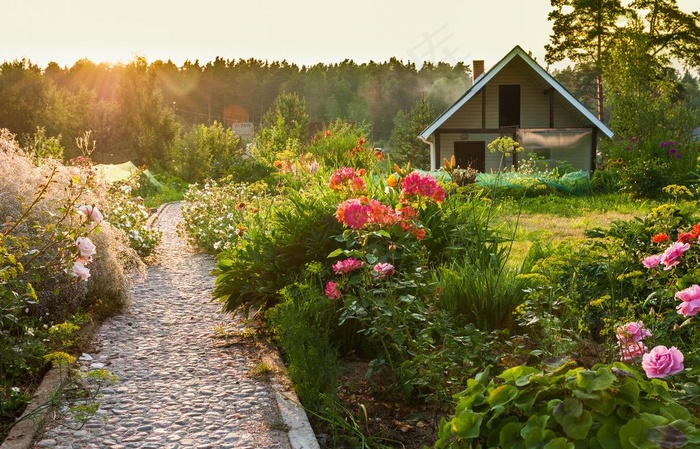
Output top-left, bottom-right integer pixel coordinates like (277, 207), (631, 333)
(340, 201), (369, 229)
(660, 241), (690, 270)
(400, 172), (445, 203)
(642, 254), (662, 269)
(616, 321), (651, 343)
(76, 237), (96, 260)
(373, 262), (395, 279)
(332, 258), (362, 275)
(675, 284), (700, 317)
(78, 205), (103, 223)
(325, 281), (341, 300)
(641, 345), (684, 378)
(72, 261), (91, 281)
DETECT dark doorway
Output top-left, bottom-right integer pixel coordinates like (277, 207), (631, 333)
(499, 85), (521, 127)
(454, 141), (486, 172)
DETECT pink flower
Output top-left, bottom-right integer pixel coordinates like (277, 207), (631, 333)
(78, 205), (103, 223)
(72, 261), (91, 281)
(76, 237), (96, 261)
(660, 241), (690, 270)
(332, 258), (362, 275)
(642, 254), (662, 269)
(373, 262), (395, 279)
(400, 172), (445, 203)
(620, 342), (648, 361)
(325, 281), (341, 300)
(335, 200), (369, 229)
(675, 284), (700, 317)
(616, 321), (651, 344)
(642, 345), (684, 378)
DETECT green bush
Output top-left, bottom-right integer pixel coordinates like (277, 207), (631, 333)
(434, 361), (700, 449)
(212, 178), (343, 316)
(167, 121), (243, 183)
(266, 279), (340, 409)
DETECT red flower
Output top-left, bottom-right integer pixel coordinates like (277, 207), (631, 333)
(677, 232), (695, 244)
(651, 233), (669, 243)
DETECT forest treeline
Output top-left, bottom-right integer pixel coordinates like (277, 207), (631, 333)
(0, 56), (471, 166)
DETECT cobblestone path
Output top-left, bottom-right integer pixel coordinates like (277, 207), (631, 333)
(33, 203), (292, 449)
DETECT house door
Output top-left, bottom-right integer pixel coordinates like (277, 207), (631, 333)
(454, 142), (485, 172)
(499, 85), (521, 127)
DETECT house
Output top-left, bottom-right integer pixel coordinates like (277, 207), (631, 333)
(419, 46), (613, 172)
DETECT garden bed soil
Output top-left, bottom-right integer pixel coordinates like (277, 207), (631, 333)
(316, 360), (442, 449)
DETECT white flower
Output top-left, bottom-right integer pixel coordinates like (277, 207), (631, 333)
(78, 205), (103, 223)
(72, 261), (90, 281)
(76, 237), (96, 260)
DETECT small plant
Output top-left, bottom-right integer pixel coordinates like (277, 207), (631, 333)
(434, 361), (700, 448)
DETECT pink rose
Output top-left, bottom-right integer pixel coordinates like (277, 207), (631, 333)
(620, 342), (648, 361)
(642, 254), (662, 269)
(373, 262), (395, 279)
(325, 281), (341, 300)
(332, 258), (362, 275)
(616, 321), (651, 343)
(76, 237), (96, 261)
(78, 205), (103, 223)
(72, 261), (91, 281)
(675, 284), (700, 317)
(642, 345), (684, 378)
(660, 242), (690, 270)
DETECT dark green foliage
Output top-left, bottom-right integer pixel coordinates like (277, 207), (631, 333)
(389, 95), (436, 169)
(266, 281), (339, 409)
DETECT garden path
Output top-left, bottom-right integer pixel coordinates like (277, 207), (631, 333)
(32, 203), (296, 449)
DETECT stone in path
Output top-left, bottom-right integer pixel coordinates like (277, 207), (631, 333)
(33, 203), (292, 449)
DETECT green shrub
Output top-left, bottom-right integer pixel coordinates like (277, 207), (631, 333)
(105, 176), (162, 258)
(266, 279), (340, 409)
(167, 121), (243, 183)
(212, 179), (343, 316)
(434, 361), (700, 449)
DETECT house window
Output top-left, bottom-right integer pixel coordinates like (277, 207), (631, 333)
(533, 148), (551, 160)
(499, 85), (520, 127)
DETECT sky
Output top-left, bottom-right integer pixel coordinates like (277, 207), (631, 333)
(2, 0), (699, 71)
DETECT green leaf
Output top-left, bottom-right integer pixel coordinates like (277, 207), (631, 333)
(597, 424), (623, 449)
(450, 410), (483, 439)
(499, 365), (540, 384)
(576, 367), (615, 392)
(488, 385), (519, 408)
(560, 410), (593, 440)
(544, 437), (575, 449)
(327, 248), (344, 258)
(620, 418), (656, 449)
(500, 422), (525, 449)
(659, 403), (691, 422)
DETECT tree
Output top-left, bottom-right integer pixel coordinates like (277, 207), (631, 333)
(389, 96), (436, 169)
(629, 0), (700, 69)
(253, 92), (309, 163)
(168, 121), (242, 183)
(110, 57), (180, 166)
(546, 0), (626, 122)
(0, 60), (51, 137)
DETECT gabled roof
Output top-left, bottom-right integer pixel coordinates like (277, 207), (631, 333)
(419, 45), (614, 139)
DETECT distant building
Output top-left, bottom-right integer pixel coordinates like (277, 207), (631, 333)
(231, 122), (255, 141)
(420, 46), (614, 172)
